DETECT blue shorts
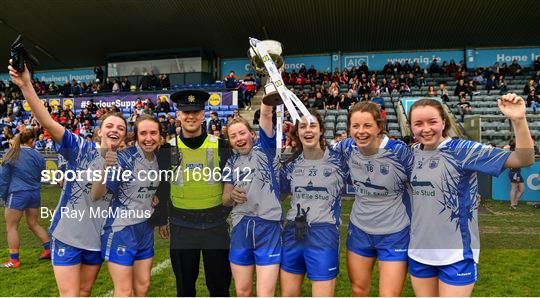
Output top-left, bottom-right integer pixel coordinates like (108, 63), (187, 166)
(408, 258), (478, 286)
(102, 221), (154, 266)
(229, 216), (282, 266)
(6, 190), (40, 211)
(51, 238), (103, 266)
(346, 224), (409, 261)
(281, 223), (340, 281)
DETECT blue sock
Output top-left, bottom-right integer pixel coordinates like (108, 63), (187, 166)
(10, 252), (19, 261)
(42, 242), (51, 250)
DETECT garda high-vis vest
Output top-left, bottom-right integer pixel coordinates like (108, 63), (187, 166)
(170, 135), (223, 209)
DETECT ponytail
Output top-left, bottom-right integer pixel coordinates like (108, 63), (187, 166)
(4, 129), (36, 164)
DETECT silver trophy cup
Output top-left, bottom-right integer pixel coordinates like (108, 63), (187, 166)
(248, 40), (284, 106)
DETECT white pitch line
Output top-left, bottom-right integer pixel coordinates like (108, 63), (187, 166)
(103, 258), (171, 297)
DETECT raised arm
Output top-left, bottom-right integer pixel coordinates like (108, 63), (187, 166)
(499, 93), (535, 168)
(259, 102), (274, 138)
(8, 63), (65, 143)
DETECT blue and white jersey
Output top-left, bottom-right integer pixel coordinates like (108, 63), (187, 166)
(408, 138), (511, 265)
(0, 146), (45, 198)
(226, 128), (281, 227)
(281, 148), (347, 225)
(103, 145), (159, 233)
(50, 130), (112, 251)
(333, 136), (413, 235)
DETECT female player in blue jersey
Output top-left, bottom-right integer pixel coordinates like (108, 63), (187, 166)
(91, 114), (161, 297)
(332, 101), (413, 296)
(407, 94), (534, 296)
(280, 111), (347, 297)
(9, 63), (127, 296)
(1, 129), (50, 268)
(222, 101), (282, 297)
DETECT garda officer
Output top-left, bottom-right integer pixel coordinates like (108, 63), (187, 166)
(153, 90), (232, 297)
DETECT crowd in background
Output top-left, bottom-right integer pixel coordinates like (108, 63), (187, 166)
(2, 56), (540, 151)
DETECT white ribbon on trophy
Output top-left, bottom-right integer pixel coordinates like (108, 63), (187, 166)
(249, 37), (313, 125)
(275, 104), (284, 155)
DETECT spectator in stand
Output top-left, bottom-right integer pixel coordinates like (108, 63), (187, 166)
(48, 81), (59, 95)
(111, 79), (120, 93)
(328, 82), (339, 95)
(159, 74), (170, 90)
(144, 98), (155, 110)
(441, 61), (449, 74)
(360, 93), (370, 102)
(61, 80), (72, 96)
(142, 103), (154, 116)
(34, 133), (46, 151)
(471, 72), (483, 86)
(499, 63), (511, 77)
(429, 58), (440, 74)
(233, 109), (242, 120)
(467, 80), (478, 99)
(1, 126), (14, 149)
(402, 60), (412, 73)
(399, 82), (411, 95)
(457, 94), (472, 122)
(398, 73), (407, 85)
(450, 60), (459, 74)
(339, 71), (349, 85)
(156, 96), (171, 114)
(208, 112), (222, 132)
(427, 85), (437, 97)
(340, 92), (356, 111)
(454, 79), (468, 97)
(166, 117), (176, 135)
(394, 61), (403, 74)
(496, 75), (508, 94)
(0, 98), (6, 118)
(307, 65), (317, 78)
(510, 59), (522, 77)
(102, 77), (113, 92)
(523, 79), (536, 95)
(486, 73), (496, 94)
(312, 92), (325, 109)
(139, 73), (151, 91)
(94, 66), (104, 82)
(526, 90), (540, 113)
(372, 91), (385, 108)
(359, 62), (369, 74)
(406, 73), (417, 89)
(439, 82), (452, 103)
(412, 62), (423, 75)
(121, 77), (131, 92)
(243, 74), (256, 110)
(227, 114), (234, 125)
(534, 56), (540, 72)
(383, 62), (394, 76)
(326, 90), (340, 110)
(78, 108), (94, 126)
(86, 99), (98, 114)
(298, 65), (307, 77)
(379, 78), (389, 94)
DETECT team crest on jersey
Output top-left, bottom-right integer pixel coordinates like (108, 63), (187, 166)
(380, 164), (389, 175)
(429, 158), (440, 169)
(294, 168), (304, 176)
(323, 168), (333, 177)
(117, 245), (126, 256)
